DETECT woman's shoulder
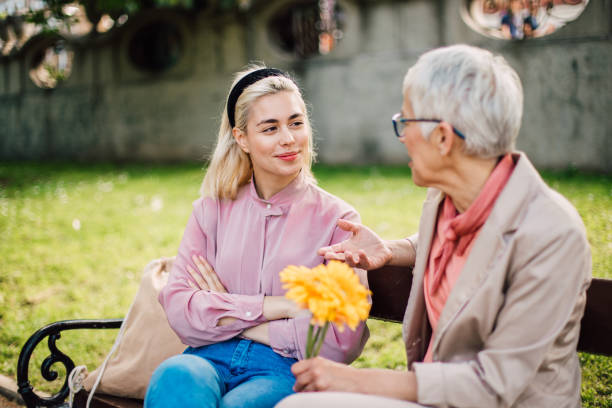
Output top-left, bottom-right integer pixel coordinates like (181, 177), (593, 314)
(192, 195), (219, 210)
(194, 182), (251, 209)
(303, 182), (359, 217)
(191, 192), (243, 222)
(521, 186), (587, 252)
(190, 186), (252, 230)
(188, 196), (219, 227)
(494, 160), (590, 283)
(502, 163), (588, 267)
(502, 154), (585, 234)
(521, 165), (585, 235)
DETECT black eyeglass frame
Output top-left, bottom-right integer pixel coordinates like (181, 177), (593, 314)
(392, 113), (466, 140)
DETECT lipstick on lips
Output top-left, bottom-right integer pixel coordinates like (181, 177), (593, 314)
(276, 151), (299, 161)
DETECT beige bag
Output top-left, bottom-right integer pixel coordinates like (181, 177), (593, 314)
(81, 257), (186, 400)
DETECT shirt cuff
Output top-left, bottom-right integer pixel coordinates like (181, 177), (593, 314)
(268, 319), (299, 359)
(413, 362), (446, 407)
(230, 293), (266, 323)
(406, 234), (418, 253)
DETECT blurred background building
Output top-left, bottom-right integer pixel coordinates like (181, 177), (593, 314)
(0, 0), (610, 171)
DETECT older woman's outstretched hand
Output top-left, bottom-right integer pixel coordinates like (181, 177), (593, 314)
(318, 219), (392, 270)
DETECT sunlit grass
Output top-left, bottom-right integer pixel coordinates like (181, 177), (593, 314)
(0, 162), (610, 406)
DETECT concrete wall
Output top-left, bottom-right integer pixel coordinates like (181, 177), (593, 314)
(0, 0), (610, 171)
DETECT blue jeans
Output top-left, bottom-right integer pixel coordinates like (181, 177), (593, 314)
(145, 339), (297, 408)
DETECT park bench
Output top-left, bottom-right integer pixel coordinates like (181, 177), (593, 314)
(17, 265), (612, 408)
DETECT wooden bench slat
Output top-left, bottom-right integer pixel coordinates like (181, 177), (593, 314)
(74, 390), (143, 408)
(577, 278), (612, 356)
(367, 266), (413, 323)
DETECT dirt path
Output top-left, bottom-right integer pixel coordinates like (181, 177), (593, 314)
(0, 394), (21, 408)
(0, 375), (23, 407)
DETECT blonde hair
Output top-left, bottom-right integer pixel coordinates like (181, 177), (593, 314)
(201, 64), (316, 199)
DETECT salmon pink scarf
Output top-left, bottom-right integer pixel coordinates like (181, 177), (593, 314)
(423, 154), (515, 361)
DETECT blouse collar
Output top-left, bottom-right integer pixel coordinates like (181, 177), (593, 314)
(248, 170), (309, 211)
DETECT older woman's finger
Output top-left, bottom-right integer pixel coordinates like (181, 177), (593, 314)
(306, 376), (330, 392)
(336, 218), (361, 234)
(317, 246), (332, 256)
(321, 251), (346, 262)
(341, 251), (359, 268)
(187, 265), (208, 290)
(291, 359), (311, 376)
(292, 359), (324, 392)
(318, 240), (348, 256)
(356, 250), (374, 269)
(352, 251), (371, 269)
(293, 370), (316, 392)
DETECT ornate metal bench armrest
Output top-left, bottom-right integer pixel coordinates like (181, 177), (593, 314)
(17, 319), (123, 408)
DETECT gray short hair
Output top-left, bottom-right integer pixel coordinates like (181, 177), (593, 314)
(403, 45), (523, 158)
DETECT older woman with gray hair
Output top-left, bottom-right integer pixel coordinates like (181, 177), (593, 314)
(277, 44), (591, 408)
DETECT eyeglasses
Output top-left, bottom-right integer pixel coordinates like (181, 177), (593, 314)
(392, 113), (466, 140)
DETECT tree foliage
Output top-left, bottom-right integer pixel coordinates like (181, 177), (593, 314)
(19, 0), (245, 32)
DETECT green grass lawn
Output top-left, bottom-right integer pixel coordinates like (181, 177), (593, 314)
(1, 162), (610, 406)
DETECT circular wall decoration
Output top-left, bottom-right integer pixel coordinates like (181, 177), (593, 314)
(29, 39), (74, 89)
(461, 0), (590, 40)
(268, 0), (345, 58)
(128, 20), (183, 73)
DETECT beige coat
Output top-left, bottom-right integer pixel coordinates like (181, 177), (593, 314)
(404, 153), (592, 408)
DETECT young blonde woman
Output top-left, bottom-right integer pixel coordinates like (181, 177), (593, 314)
(144, 66), (369, 408)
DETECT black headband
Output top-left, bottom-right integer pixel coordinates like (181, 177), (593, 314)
(226, 68), (287, 128)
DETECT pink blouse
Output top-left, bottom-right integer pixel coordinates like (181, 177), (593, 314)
(159, 172), (369, 363)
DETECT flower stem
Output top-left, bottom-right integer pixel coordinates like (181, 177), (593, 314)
(313, 322), (330, 357)
(310, 326), (321, 358)
(306, 323), (314, 358)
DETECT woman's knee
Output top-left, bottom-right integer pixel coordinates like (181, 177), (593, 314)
(221, 376), (294, 408)
(146, 355), (223, 408)
(154, 354), (219, 383)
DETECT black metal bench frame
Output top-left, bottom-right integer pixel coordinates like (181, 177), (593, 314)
(17, 266), (612, 408)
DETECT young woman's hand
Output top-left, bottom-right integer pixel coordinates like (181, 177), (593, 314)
(186, 255), (303, 327)
(318, 219), (393, 270)
(241, 322), (270, 345)
(187, 254), (228, 293)
(187, 255), (238, 326)
(263, 296), (303, 321)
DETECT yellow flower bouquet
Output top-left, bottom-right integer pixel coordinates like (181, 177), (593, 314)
(280, 261), (371, 358)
